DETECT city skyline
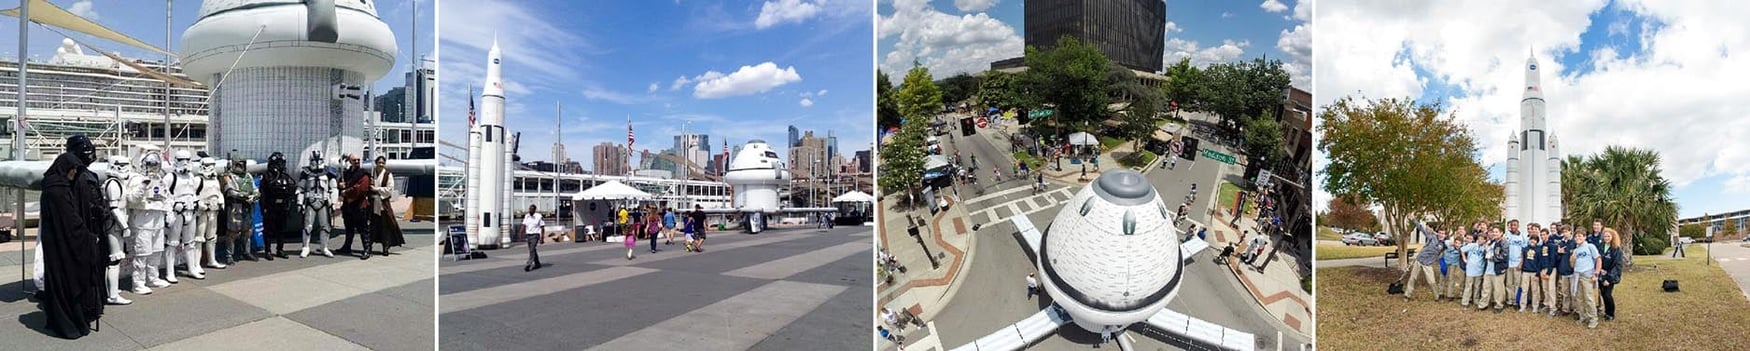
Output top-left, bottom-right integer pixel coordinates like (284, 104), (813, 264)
(435, 0), (875, 170)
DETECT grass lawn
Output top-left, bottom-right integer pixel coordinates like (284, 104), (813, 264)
(1317, 242), (1421, 260)
(1216, 181), (1256, 216)
(1117, 149), (1157, 168)
(1316, 226), (1344, 241)
(1317, 245), (1750, 350)
(1012, 151), (1042, 170)
(1098, 136), (1124, 150)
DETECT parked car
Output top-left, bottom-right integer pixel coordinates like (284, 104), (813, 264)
(1373, 232), (1395, 246)
(1342, 233), (1379, 246)
(1679, 237), (1695, 245)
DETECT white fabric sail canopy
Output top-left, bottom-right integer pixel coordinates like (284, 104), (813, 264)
(831, 191), (875, 203)
(571, 180), (653, 201)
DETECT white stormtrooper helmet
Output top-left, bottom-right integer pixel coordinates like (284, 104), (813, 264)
(200, 157), (218, 176)
(173, 150), (193, 172)
(106, 155), (132, 181)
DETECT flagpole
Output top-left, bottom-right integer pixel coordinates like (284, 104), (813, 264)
(16, 0), (31, 295)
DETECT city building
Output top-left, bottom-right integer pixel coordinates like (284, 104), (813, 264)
(788, 125), (801, 148)
(374, 87), (405, 123)
(592, 142), (628, 176)
(1679, 211), (1750, 239)
(855, 150), (872, 173)
(403, 55), (436, 123)
(674, 133), (710, 169)
(1013, 0), (1166, 72)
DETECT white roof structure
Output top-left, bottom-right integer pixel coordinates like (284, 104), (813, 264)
(1068, 132), (1099, 146)
(831, 191), (875, 203)
(924, 155), (952, 170)
(571, 180), (653, 201)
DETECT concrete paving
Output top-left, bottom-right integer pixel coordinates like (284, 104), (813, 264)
(0, 221), (436, 350)
(438, 226), (871, 351)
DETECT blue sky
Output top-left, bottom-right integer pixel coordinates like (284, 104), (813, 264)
(436, 0), (874, 169)
(0, 0), (433, 94)
(1315, 0), (1750, 219)
(877, 0), (1310, 87)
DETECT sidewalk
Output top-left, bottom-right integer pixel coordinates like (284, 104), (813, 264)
(876, 192), (978, 325)
(1206, 195), (1315, 338)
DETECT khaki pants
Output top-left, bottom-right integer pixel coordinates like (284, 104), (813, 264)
(1405, 262), (1441, 299)
(1462, 275), (1482, 306)
(1577, 275), (1599, 323)
(1504, 265), (1521, 305)
(1518, 271), (1541, 310)
(1444, 263), (1464, 299)
(1542, 273), (1558, 311)
(1556, 275), (1574, 312)
(1485, 273), (1507, 309)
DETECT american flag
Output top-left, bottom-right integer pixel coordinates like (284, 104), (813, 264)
(626, 117), (634, 149)
(467, 86), (477, 127)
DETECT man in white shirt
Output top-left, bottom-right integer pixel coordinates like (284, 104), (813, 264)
(523, 205), (545, 272)
(1026, 272), (1039, 299)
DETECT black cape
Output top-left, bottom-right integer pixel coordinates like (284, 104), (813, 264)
(39, 153), (105, 339)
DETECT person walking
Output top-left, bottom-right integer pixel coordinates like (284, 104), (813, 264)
(647, 206), (661, 254)
(1403, 221), (1445, 301)
(1600, 228), (1625, 321)
(523, 205), (544, 272)
(662, 207), (677, 245)
(1571, 229), (1603, 328)
(690, 205), (708, 252)
(1025, 272), (1038, 299)
(624, 212), (638, 260)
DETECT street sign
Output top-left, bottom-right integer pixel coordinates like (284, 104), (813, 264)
(1256, 168), (1274, 188)
(977, 116), (989, 128)
(1027, 109), (1054, 120)
(1201, 149), (1237, 165)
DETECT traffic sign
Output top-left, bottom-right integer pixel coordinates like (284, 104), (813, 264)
(1201, 149), (1237, 165)
(1027, 109), (1054, 120)
(977, 116), (989, 128)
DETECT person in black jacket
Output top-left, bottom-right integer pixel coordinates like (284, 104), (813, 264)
(1600, 228), (1625, 321)
(259, 152), (302, 259)
(1551, 226), (1577, 317)
(38, 136), (107, 339)
(1519, 233), (1543, 313)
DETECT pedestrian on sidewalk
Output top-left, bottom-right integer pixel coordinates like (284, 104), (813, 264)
(1026, 273), (1039, 299)
(624, 216), (638, 260)
(647, 206), (662, 254)
(523, 205), (544, 272)
(662, 207), (676, 245)
(690, 205), (708, 252)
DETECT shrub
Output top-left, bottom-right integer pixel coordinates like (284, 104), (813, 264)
(1633, 231), (1669, 256)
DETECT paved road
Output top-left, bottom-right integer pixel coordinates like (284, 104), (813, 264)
(1699, 241), (1750, 301)
(438, 226), (871, 351)
(0, 221), (436, 350)
(929, 130), (1307, 350)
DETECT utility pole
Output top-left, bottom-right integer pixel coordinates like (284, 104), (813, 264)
(16, 0), (30, 294)
(163, 0), (172, 151)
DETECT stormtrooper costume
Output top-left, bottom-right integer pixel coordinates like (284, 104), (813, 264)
(100, 156), (134, 305)
(196, 157), (227, 269)
(166, 151), (205, 280)
(300, 152), (336, 258)
(126, 151), (173, 294)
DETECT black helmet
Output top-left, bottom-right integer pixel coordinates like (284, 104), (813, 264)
(65, 135), (96, 165)
(268, 152), (287, 172)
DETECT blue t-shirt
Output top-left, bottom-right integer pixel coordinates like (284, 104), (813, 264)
(1573, 243), (1600, 276)
(1442, 244), (1461, 266)
(1463, 243), (1486, 277)
(662, 212), (677, 228)
(1504, 231), (1529, 267)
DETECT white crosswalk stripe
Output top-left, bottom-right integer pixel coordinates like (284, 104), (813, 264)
(968, 187), (1073, 227)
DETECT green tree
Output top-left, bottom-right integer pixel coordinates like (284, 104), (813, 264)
(939, 73), (980, 107)
(1319, 97), (1502, 265)
(1561, 146), (1678, 262)
(877, 70), (902, 130)
(977, 70), (1031, 112)
(1202, 57), (1291, 132)
(1679, 223), (1705, 239)
(895, 61), (944, 124)
(1162, 57), (1205, 116)
(1107, 61), (1161, 157)
(1243, 114), (1286, 170)
(1021, 37), (1113, 134)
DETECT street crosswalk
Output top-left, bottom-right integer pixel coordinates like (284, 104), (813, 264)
(438, 227), (872, 351)
(966, 186), (1075, 226)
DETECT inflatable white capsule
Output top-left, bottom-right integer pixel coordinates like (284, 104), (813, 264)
(1038, 169), (1183, 334)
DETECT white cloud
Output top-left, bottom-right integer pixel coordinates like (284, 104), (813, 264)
(878, 0), (1024, 78)
(1312, 0), (1750, 208)
(647, 82), (660, 93)
(1163, 39), (1248, 68)
(817, 89), (828, 96)
(1164, 21), (1181, 34)
(955, 0), (999, 12)
(1221, 12), (1234, 18)
(67, 0), (97, 20)
(670, 75), (693, 91)
(690, 62), (804, 99)
(756, 0), (824, 29)
(800, 98), (814, 107)
(1260, 0), (1288, 13)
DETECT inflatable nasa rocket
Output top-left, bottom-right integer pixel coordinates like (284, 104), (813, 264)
(1504, 52), (1563, 225)
(467, 39), (508, 248)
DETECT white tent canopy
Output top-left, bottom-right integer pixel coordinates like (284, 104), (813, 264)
(924, 155), (952, 170)
(1068, 132), (1099, 146)
(570, 180), (653, 201)
(831, 191), (875, 203)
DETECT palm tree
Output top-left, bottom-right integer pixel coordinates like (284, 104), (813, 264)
(1562, 146), (1678, 266)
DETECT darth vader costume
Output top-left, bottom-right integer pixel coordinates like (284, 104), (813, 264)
(39, 135), (107, 339)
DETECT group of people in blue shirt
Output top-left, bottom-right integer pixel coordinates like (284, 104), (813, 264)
(1401, 219), (1626, 329)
